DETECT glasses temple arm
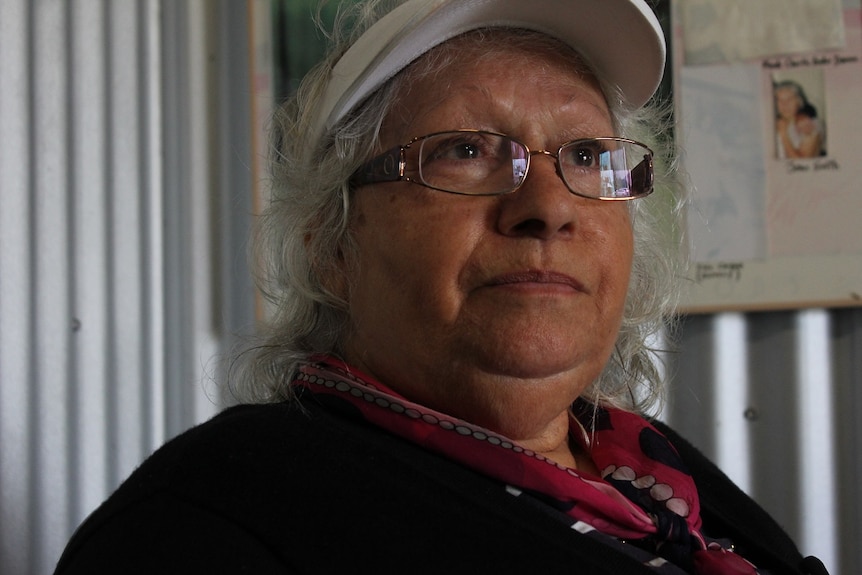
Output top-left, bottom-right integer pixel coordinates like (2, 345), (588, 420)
(350, 145), (405, 187)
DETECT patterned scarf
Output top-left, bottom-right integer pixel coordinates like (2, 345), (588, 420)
(293, 358), (761, 574)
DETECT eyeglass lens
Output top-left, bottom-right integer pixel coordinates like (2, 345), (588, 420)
(414, 132), (651, 199)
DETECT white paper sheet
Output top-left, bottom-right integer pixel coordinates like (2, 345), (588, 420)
(680, 64), (768, 262)
(681, 0), (846, 65)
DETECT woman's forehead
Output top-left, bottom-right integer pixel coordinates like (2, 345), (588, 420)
(384, 34), (610, 139)
(776, 87), (800, 100)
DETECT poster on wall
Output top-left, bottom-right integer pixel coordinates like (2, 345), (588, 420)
(675, 0), (862, 312)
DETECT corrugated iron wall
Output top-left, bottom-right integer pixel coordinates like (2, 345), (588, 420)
(0, 1), (254, 573)
(665, 308), (862, 575)
(0, 1), (859, 574)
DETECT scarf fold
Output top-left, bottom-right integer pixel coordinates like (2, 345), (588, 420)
(293, 358), (760, 575)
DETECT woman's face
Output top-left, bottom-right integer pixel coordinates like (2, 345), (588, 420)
(341, 38), (634, 443)
(776, 86), (802, 120)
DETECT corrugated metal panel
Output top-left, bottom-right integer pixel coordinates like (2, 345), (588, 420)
(0, 1), (254, 573)
(666, 308), (862, 575)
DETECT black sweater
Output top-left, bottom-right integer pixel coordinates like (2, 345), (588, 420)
(54, 396), (829, 574)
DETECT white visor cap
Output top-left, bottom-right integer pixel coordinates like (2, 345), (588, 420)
(311, 0), (667, 146)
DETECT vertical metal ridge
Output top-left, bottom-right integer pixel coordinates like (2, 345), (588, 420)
(31, 1), (73, 572)
(24, 4), (39, 569)
(714, 312), (751, 492)
(747, 312), (801, 541)
(101, 0), (121, 494)
(139, 0), (167, 457)
(68, 0), (110, 527)
(106, 0), (147, 488)
(65, 0), (82, 538)
(832, 307), (862, 574)
(160, 0), (189, 441)
(795, 310), (837, 570)
(1, 2), (34, 572)
(666, 314), (716, 452)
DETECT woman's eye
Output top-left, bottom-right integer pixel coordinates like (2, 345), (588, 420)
(572, 147), (597, 167)
(435, 141), (482, 160)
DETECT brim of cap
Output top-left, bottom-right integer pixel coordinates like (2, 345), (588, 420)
(312, 0), (666, 145)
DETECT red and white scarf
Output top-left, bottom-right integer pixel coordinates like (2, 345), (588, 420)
(293, 357), (760, 574)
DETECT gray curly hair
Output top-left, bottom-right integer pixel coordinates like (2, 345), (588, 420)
(230, 0), (688, 416)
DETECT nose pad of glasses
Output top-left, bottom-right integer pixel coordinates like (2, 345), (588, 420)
(525, 149), (569, 189)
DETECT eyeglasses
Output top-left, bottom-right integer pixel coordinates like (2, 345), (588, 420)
(350, 130), (654, 200)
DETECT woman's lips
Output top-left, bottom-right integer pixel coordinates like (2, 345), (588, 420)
(485, 270), (585, 293)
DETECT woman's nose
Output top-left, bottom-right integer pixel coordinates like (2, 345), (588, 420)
(495, 153), (579, 240)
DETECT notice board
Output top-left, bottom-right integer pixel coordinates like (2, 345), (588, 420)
(674, 0), (862, 312)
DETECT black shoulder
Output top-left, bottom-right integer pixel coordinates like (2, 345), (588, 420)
(54, 402), (311, 574)
(654, 421), (828, 575)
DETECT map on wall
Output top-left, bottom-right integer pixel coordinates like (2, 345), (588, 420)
(675, 0), (862, 311)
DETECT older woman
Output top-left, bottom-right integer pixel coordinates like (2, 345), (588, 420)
(55, 1), (828, 574)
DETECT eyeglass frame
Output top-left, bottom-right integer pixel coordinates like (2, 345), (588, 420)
(349, 129), (655, 201)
